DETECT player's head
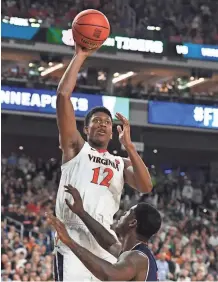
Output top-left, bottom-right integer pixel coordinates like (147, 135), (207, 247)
(84, 107), (113, 148)
(116, 203), (161, 241)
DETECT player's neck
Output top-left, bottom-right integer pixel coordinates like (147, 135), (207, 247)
(121, 232), (138, 252)
(135, 236), (148, 248)
(122, 233), (148, 252)
(88, 140), (108, 151)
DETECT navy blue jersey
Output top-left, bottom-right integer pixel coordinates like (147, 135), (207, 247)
(132, 243), (158, 281)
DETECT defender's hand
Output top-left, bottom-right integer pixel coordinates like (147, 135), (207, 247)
(47, 214), (71, 246)
(115, 113), (133, 149)
(64, 185), (85, 217)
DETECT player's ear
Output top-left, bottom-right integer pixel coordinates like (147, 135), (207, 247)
(110, 132), (113, 140)
(83, 126), (88, 135)
(129, 219), (137, 228)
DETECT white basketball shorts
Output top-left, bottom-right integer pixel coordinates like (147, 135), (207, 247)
(53, 227), (116, 281)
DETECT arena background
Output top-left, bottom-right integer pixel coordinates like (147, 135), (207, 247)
(1, 0), (218, 281)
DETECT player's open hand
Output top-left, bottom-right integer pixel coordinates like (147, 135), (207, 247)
(47, 214), (71, 246)
(64, 184), (85, 217)
(115, 113), (133, 149)
(75, 42), (99, 58)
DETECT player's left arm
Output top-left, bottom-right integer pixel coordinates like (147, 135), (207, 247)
(65, 246), (144, 281)
(123, 155), (152, 193)
(47, 214), (146, 281)
(115, 113), (152, 193)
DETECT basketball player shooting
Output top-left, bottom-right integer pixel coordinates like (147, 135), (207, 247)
(55, 43), (153, 281)
(49, 185), (161, 281)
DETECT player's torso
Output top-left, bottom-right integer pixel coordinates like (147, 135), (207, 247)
(132, 243), (159, 281)
(56, 142), (125, 228)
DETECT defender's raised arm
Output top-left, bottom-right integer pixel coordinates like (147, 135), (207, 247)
(64, 185), (122, 258)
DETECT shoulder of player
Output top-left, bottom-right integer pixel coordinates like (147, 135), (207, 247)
(118, 250), (148, 267)
(61, 140), (87, 165)
(105, 152), (125, 163)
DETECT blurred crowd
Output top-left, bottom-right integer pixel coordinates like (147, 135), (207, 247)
(114, 79), (218, 105)
(2, 0), (218, 44)
(1, 152), (218, 281)
(1, 154), (59, 281)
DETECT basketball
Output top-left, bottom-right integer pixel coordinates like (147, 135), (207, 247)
(72, 9), (110, 50)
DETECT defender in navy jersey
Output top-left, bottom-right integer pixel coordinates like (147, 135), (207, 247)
(48, 185), (161, 281)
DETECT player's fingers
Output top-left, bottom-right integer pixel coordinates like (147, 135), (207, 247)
(64, 185), (71, 190)
(116, 112), (124, 118)
(55, 220), (64, 230)
(45, 212), (52, 218)
(117, 125), (122, 134)
(46, 213), (54, 222)
(64, 189), (73, 197)
(115, 113), (123, 122)
(115, 112), (125, 120)
(64, 185), (74, 195)
(116, 113), (129, 125)
(65, 189), (79, 201)
(50, 216), (58, 226)
(64, 185), (77, 194)
(48, 214), (62, 228)
(68, 184), (75, 190)
(50, 220), (61, 231)
(48, 217), (56, 227)
(65, 199), (74, 210)
(47, 217), (52, 225)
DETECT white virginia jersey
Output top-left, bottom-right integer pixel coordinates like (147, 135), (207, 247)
(56, 142), (125, 230)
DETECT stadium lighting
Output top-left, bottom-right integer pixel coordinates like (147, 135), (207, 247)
(31, 23), (40, 27)
(41, 63), (64, 76)
(147, 26), (161, 31)
(178, 78), (205, 89)
(187, 78), (205, 87)
(112, 71), (135, 84)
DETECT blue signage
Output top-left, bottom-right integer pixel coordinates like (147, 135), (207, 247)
(1, 86), (129, 119)
(184, 43), (218, 62)
(1, 23), (39, 40)
(2, 22), (218, 62)
(148, 101), (218, 130)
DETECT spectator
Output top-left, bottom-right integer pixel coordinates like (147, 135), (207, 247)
(192, 185), (203, 216)
(181, 180), (193, 213)
(182, 180), (193, 200)
(209, 230), (218, 247)
(157, 253), (170, 281)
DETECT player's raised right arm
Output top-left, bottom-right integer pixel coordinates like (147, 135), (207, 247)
(56, 45), (97, 163)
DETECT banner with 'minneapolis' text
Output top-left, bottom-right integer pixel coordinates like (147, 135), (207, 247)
(1, 86), (129, 119)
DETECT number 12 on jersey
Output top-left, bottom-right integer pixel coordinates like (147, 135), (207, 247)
(91, 167), (114, 188)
